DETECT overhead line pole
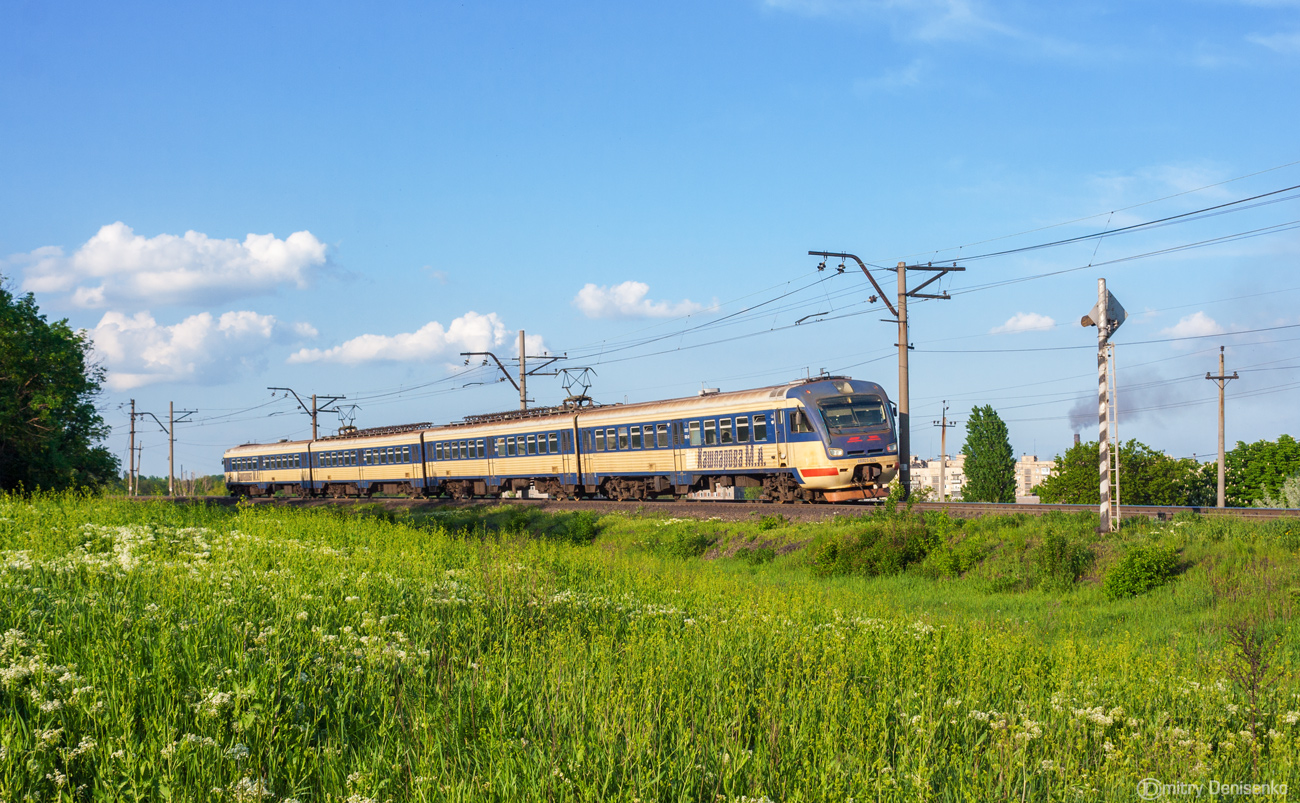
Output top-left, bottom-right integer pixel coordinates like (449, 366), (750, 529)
(167, 403), (196, 497)
(268, 387), (345, 441)
(462, 329), (565, 411)
(933, 402), (960, 502)
(1206, 346), (1239, 508)
(808, 251), (964, 499)
(128, 400), (135, 496)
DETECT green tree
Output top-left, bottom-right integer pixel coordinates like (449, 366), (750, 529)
(960, 405), (1015, 502)
(1034, 439), (1213, 506)
(1225, 435), (1300, 507)
(0, 281), (119, 491)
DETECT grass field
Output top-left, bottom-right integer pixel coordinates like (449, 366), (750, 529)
(1, 494), (1298, 801)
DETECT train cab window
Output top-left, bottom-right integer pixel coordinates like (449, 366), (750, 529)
(720, 419), (733, 445)
(561, 431), (572, 452)
(703, 420), (716, 446)
(688, 421), (702, 447)
(549, 433), (559, 453)
(737, 416), (750, 443)
(656, 423), (669, 448)
(630, 426), (642, 449)
(754, 414), (769, 441)
(790, 409), (815, 434)
(595, 429), (605, 451)
(618, 428), (629, 450)
(606, 428), (618, 450)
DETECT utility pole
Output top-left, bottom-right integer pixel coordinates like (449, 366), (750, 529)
(518, 330), (527, 410)
(807, 251), (964, 499)
(933, 402), (959, 502)
(166, 403), (196, 496)
(461, 331), (564, 411)
(269, 388), (344, 440)
(1206, 346), (1238, 508)
(128, 399), (135, 496)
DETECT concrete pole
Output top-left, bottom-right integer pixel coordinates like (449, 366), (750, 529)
(168, 401), (174, 497)
(1218, 347), (1226, 507)
(938, 405), (947, 503)
(129, 399), (135, 497)
(1097, 278), (1110, 532)
(519, 329), (527, 410)
(897, 262), (910, 499)
(311, 394), (317, 441)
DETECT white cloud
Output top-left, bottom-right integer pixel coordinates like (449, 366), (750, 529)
(1159, 311), (1225, 340)
(762, 0), (1025, 44)
(573, 281), (706, 319)
(90, 309), (313, 390)
(990, 312), (1056, 334)
(1247, 31), (1300, 53)
(288, 311), (512, 365)
(14, 222), (327, 308)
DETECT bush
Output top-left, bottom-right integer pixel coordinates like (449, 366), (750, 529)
(1103, 543), (1178, 599)
(810, 515), (936, 578)
(1036, 530), (1095, 591)
(756, 514), (788, 531)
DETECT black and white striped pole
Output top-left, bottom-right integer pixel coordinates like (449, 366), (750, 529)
(1082, 278), (1126, 532)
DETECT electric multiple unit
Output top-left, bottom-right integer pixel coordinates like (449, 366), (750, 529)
(223, 376), (899, 503)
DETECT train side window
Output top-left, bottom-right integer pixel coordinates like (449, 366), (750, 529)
(296, 454), (302, 468)
(630, 426), (642, 449)
(460, 440), (468, 459)
(351, 451), (357, 466)
(549, 433), (559, 453)
(561, 431), (572, 452)
(476, 439), (485, 458)
(720, 418), (733, 444)
(435, 444), (442, 461)
(737, 416), (750, 443)
(538, 434), (549, 455)
(494, 437), (504, 457)
(606, 428), (618, 450)
(618, 427), (628, 449)
(754, 414), (768, 441)
(523, 434), (534, 455)
(507, 436), (516, 456)
(688, 421), (702, 447)
(401, 446), (409, 463)
(704, 420), (717, 446)
(595, 429), (605, 451)
(656, 423), (669, 448)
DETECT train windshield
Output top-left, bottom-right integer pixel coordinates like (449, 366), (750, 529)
(816, 395), (890, 434)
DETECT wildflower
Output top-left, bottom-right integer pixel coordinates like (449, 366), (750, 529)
(1283, 711), (1299, 725)
(231, 777), (274, 801)
(225, 743), (250, 760)
(345, 596), (360, 604)
(295, 611), (309, 621)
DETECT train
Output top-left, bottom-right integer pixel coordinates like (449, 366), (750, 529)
(222, 375), (900, 503)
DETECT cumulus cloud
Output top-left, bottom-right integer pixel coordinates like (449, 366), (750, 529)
(90, 309), (314, 390)
(288, 311), (512, 365)
(990, 312), (1056, 334)
(14, 222), (327, 308)
(1159, 311), (1225, 340)
(573, 281), (706, 319)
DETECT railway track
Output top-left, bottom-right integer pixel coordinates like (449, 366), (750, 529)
(156, 495), (1300, 523)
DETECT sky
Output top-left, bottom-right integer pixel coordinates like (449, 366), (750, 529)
(2, 0), (1299, 478)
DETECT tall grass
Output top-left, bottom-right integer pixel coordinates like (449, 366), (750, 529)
(1, 493), (1297, 801)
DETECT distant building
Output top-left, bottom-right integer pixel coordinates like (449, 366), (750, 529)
(910, 454), (967, 501)
(1015, 454), (1056, 500)
(908, 452), (1054, 502)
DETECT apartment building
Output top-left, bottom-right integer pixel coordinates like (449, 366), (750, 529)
(908, 453), (1056, 502)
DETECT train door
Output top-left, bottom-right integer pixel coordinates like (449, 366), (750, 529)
(672, 421), (685, 484)
(775, 408), (789, 467)
(301, 449), (312, 492)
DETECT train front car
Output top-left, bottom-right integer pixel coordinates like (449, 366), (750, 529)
(781, 377), (899, 502)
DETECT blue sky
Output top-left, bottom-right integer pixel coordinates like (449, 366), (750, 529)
(3, 0), (1298, 477)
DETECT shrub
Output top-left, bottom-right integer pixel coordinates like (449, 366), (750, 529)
(1036, 530), (1095, 591)
(756, 514), (788, 531)
(1103, 543), (1178, 599)
(810, 515), (935, 578)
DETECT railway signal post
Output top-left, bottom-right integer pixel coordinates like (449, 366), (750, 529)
(808, 251), (963, 499)
(1081, 278), (1126, 532)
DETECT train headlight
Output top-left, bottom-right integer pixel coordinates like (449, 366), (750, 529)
(828, 447), (844, 457)
(886, 443), (897, 452)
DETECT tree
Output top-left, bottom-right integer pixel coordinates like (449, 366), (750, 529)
(1033, 439), (1214, 506)
(0, 280), (119, 491)
(960, 405), (1015, 502)
(1225, 435), (1300, 507)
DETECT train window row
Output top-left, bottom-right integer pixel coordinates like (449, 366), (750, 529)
(317, 450), (357, 468)
(362, 446), (413, 465)
(584, 414), (769, 453)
